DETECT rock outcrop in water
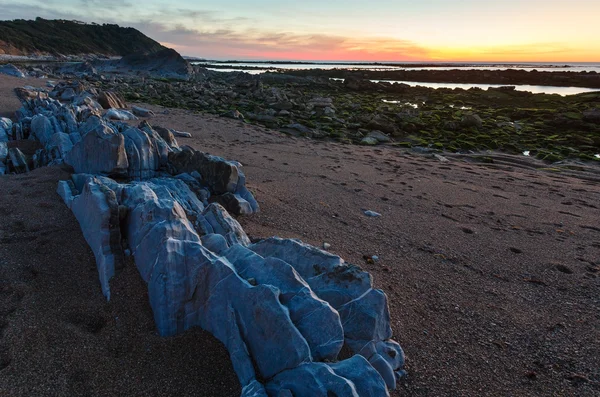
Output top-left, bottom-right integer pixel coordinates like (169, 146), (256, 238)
(7, 81), (406, 396)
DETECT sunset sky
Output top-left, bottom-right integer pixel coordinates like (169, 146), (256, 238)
(1, 0), (599, 61)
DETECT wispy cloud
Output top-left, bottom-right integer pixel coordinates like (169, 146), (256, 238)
(129, 22), (430, 60)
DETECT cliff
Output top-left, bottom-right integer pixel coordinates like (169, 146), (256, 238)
(0, 18), (166, 56)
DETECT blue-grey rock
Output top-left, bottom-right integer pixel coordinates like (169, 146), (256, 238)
(48, 115), (64, 134)
(328, 355), (390, 396)
(132, 106), (155, 118)
(240, 381), (268, 397)
(7, 147), (28, 173)
(224, 244), (344, 361)
(212, 192), (254, 216)
(171, 129), (192, 138)
(105, 108), (138, 121)
(47, 132), (74, 158)
(118, 189), (313, 379)
(0, 64), (25, 78)
(0, 142), (7, 163)
(147, 177), (205, 217)
(0, 127), (7, 143)
(364, 210), (382, 217)
(345, 339), (405, 391)
(77, 116), (116, 136)
(123, 195), (200, 283)
(61, 87), (76, 101)
(168, 146), (240, 194)
(185, 253), (311, 379)
(152, 125), (179, 149)
(0, 142), (7, 175)
(167, 146), (259, 214)
(266, 358), (388, 397)
(30, 114), (55, 145)
(12, 122), (24, 140)
(138, 121), (172, 166)
(70, 178), (123, 299)
(58, 107), (79, 134)
(74, 94), (104, 112)
(65, 118), (128, 177)
(338, 288), (392, 342)
(69, 132), (82, 145)
(202, 203), (250, 246)
(56, 180), (76, 208)
(122, 127), (161, 180)
(200, 233), (230, 255)
(249, 237), (403, 387)
(71, 174), (121, 194)
(250, 237), (372, 308)
(0, 117), (12, 137)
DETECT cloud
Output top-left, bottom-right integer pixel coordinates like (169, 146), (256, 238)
(128, 21), (430, 60)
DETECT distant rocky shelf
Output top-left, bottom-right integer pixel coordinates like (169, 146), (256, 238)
(2, 56), (599, 165)
(280, 68), (600, 89)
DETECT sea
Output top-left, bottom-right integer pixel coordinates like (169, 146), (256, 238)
(191, 61), (600, 96)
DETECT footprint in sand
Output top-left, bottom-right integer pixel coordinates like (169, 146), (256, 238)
(558, 211), (582, 218)
(554, 264), (574, 274)
(65, 312), (107, 335)
(0, 284), (26, 371)
(0, 343), (10, 371)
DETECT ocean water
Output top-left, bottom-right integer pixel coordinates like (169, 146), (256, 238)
(195, 61), (600, 73)
(372, 80), (600, 96)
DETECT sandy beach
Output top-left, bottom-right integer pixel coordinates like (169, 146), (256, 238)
(0, 74), (599, 396)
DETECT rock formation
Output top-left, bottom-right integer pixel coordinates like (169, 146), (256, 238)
(7, 81), (406, 396)
(0, 64), (26, 78)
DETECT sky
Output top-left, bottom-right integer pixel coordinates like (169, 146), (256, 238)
(1, 0), (599, 62)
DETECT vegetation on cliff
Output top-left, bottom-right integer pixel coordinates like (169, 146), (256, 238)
(0, 18), (166, 56)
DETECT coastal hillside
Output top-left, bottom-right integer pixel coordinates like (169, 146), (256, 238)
(0, 18), (166, 56)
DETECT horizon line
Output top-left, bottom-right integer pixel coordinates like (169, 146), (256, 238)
(184, 57), (600, 65)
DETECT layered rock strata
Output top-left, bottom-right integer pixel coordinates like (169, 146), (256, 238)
(8, 82), (406, 396)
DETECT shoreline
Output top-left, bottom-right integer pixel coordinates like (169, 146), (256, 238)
(3, 56), (600, 88)
(2, 63), (598, 164)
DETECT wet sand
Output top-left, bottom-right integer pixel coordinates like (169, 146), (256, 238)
(1, 74), (599, 396)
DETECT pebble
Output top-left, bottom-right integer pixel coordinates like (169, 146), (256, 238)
(364, 210), (382, 217)
(323, 242), (331, 250)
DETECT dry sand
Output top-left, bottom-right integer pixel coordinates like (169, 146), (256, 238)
(1, 74), (599, 396)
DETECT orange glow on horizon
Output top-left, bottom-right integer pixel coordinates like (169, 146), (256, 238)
(162, 38), (600, 63)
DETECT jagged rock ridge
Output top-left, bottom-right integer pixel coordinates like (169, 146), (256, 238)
(6, 81), (406, 396)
